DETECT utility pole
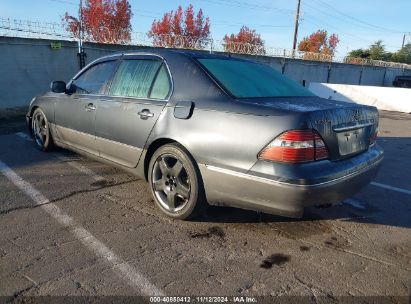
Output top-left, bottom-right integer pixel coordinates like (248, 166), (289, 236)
(292, 0), (301, 56)
(77, 0), (86, 69)
(402, 33), (411, 48)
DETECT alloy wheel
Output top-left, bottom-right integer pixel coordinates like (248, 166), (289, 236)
(32, 111), (48, 148)
(151, 154), (191, 213)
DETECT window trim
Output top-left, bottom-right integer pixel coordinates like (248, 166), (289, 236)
(70, 58), (120, 96)
(105, 55), (173, 102)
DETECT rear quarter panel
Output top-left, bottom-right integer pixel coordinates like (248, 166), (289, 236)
(147, 101), (308, 173)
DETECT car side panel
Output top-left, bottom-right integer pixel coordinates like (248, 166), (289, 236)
(53, 94), (99, 155)
(146, 103), (307, 173)
(95, 97), (166, 168)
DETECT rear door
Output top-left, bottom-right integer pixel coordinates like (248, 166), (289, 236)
(95, 55), (171, 167)
(54, 59), (118, 154)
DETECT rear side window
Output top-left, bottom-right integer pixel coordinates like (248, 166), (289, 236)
(149, 65), (171, 99)
(109, 59), (161, 98)
(74, 60), (117, 94)
(198, 58), (314, 98)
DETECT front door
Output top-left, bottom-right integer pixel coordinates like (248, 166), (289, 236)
(95, 57), (171, 167)
(54, 60), (118, 155)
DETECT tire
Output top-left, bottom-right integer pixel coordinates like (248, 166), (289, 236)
(31, 108), (54, 152)
(148, 143), (207, 220)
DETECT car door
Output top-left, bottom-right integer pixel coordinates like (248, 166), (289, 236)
(54, 59), (118, 155)
(95, 55), (171, 167)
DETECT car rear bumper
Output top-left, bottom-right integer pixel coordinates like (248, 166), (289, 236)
(199, 145), (383, 217)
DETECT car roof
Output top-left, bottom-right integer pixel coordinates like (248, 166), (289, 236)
(97, 48), (242, 62)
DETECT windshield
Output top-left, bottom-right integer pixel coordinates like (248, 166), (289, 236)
(198, 58), (315, 99)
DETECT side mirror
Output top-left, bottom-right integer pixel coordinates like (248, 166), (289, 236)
(51, 81), (66, 93)
(66, 82), (77, 94)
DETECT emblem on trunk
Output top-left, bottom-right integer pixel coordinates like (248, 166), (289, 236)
(314, 119), (331, 124)
(352, 109), (361, 121)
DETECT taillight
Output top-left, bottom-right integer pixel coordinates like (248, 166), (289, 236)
(258, 130), (329, 163)
(369, 129), (378, 145)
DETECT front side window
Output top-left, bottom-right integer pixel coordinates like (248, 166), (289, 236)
(74, 60), (117, 94)
(198, 58), (314, 99)
(109, 59), (162, 98)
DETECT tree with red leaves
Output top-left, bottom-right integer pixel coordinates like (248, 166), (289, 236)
(223, 26), (265, 54)
(63, 0), (132, 44)
(148, 4), (210, 49)
(298, 30), (339, 56)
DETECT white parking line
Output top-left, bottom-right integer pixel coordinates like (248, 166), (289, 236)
(16, 132), (33, 141)
(0, 160), (164, 296)
(370, 182), (411, 196)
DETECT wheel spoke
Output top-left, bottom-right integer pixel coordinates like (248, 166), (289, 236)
(158, 157), (169, 174)
(34, 121), (40, 134)
(167, 191), (177, 209)
(176, 183), (190, 199)
(171, 161), (184, 177)
(153, 179), (164, 191)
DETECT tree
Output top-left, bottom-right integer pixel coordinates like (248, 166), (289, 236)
(347, 48), (371, 59)
(63, 0), (132, 44)
(391, 43), (411, 64)
(148, 4), (210, 49)
(368, 40), (386, 60)
(223, 26), (265, 55)
(347, 40), (405, 63)
(298, 30), (339, 56)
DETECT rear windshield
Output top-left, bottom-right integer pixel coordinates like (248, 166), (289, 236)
(198, 58), (314, 99)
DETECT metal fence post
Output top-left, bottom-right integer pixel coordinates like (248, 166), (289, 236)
(327, 62), (332, 83)
(358, 64), (364, 85)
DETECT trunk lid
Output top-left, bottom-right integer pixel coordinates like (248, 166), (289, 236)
(239, 96), (379, 160)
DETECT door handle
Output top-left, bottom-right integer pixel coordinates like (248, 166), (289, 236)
(138, 109), (154, 119)
(85, 103), (96, 111)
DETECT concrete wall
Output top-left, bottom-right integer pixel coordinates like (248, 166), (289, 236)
(1, 36), (410, 109)
(283, 60), (329, 84)
(360, 66), (386, 86)
(309, 83), (411, 113)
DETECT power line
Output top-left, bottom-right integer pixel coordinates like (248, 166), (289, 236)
(302, 16), (401, 51)
(191, 0), (294, 14)
(49, 0), (77, 6)
(138, 9), (293, 30)
(309, 0), (406, 34)
(300, 1), (403, 50)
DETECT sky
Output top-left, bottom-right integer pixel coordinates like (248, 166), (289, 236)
(1, 0), (410, 57)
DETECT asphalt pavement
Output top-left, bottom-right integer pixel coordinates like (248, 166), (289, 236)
(0, 110), (410, 302)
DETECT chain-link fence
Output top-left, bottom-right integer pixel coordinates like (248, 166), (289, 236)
(1, 17), (410, 70)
